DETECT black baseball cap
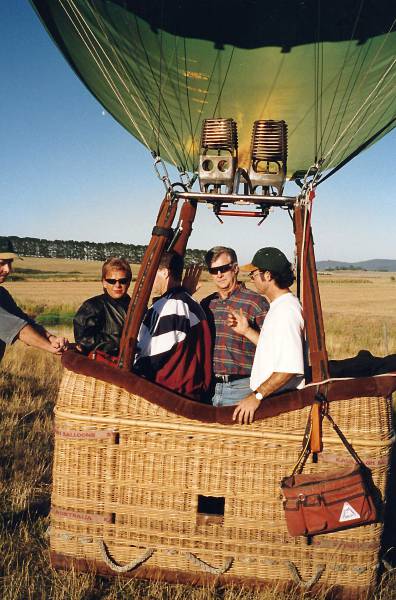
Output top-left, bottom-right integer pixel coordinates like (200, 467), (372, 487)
(0, 237), (18, 260)
(240, 247), (291, 274)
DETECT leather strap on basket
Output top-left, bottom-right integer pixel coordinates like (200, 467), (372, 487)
(294, 201), (329, 453)
(310, 401), (322, 454)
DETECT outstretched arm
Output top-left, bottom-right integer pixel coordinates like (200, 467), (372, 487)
(18, 324), (67, 355)
(0, 296), (68, 354)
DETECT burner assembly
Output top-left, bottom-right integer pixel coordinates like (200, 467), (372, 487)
(248, 120), (288, 195)
(198, 118), (238, 194)
(195, 118), (290, 220)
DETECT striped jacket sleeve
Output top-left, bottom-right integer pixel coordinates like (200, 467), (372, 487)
(134, 289), (212, 400)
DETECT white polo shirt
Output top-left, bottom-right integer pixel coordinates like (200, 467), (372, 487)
(250, 292), (305, 393)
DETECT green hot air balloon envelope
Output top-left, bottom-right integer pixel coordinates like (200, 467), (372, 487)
(30, 0), (396, 181)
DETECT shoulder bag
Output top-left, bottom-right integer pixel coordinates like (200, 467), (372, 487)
(280, 399), (379, 537)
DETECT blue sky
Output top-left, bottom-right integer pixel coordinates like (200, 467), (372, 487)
(2, 1), (395, 263)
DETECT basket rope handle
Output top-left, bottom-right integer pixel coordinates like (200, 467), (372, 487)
(286, 561), (325, 589)
(185, 552), (233, 574)
(98, 540), (154, 573)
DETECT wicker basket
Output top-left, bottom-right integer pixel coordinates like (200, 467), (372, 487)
(50, 367), (395, 598)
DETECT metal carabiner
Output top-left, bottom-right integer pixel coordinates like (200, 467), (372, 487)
(152, 153), (172, 192)
(178, 170), (192, 190)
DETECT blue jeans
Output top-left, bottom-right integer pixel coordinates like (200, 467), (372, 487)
(211, 377), (251, 407)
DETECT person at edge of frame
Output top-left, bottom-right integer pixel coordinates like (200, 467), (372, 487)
(0, 236), (68, 362)
(73, 257), (132, 357)
(134, 251), (212, 402)
(200, 246), (269, 407)
(230, 247), (305, 425)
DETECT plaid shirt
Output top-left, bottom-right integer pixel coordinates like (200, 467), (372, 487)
(201, 283), (269, 376)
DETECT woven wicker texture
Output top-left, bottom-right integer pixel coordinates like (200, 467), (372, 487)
(51, 369), (394, 595)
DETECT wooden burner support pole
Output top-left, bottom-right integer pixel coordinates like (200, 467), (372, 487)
(294, 198), (329, 452)
(118, 195), (197, 371)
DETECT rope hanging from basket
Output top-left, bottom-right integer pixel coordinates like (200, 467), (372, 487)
(286, 561), (326, 590)
(185, 552), (233, 574)
(98, 540), (155, 573)
(98, 540), (233, 575)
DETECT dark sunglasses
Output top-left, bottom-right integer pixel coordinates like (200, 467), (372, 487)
(105, 277), (129, 285)
(208, 262), (234, 275)
(249, 269), (262, 280)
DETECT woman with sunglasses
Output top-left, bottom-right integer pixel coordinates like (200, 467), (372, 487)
(73, 257), (132, 357)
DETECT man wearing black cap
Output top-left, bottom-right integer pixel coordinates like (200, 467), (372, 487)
(229, 247), (305, 425)
(0, 237), (68, 361)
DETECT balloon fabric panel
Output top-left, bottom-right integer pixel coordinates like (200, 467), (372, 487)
(30, 0), (396, 179)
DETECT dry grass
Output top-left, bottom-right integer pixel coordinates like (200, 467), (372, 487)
(1, 261), (396, 598)
(13, 257), (106, 275)
(5, 281), (105, 310)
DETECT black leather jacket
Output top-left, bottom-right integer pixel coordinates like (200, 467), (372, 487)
(73, 293), (130, 357)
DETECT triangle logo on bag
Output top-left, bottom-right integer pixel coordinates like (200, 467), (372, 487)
(339, 502), (360, 522)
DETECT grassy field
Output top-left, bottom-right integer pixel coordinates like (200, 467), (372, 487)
(1, 258), (396, 598)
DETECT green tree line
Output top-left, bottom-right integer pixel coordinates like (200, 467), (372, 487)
(9, 236), (207, 265)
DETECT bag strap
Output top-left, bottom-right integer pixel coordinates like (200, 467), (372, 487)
(291, 411), (312, 476)
(317, 389), (363, 466)
(323, 410), (364, 467)
(292, 393), (363, 475)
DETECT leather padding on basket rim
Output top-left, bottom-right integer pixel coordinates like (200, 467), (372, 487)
(61, 350), (396, 425)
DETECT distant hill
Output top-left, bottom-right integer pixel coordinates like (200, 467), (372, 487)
(317, 259), (396, 271)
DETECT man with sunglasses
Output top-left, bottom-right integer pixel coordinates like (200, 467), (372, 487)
(230, 247), (305, 425)
(0, 237), (68, 361)
(73, 257), (131, 357)
(201, 246), (269, 407)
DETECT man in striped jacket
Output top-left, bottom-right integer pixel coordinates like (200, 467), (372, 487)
(134, 252), (212, 402)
